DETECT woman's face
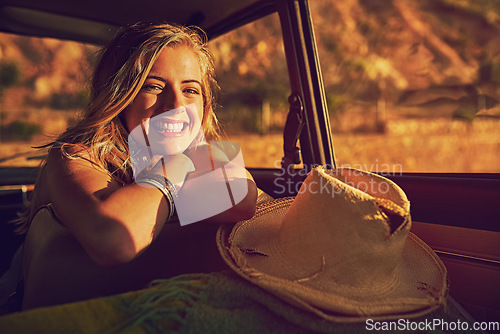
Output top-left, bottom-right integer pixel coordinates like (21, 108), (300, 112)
(124, 45), (205, 157)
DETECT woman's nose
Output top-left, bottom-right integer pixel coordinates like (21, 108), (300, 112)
(161, 90), (185, 113)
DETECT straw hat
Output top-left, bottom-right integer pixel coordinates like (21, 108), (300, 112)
(217, 166), (447, 322)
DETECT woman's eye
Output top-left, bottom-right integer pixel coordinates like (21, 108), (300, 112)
(141, 85), (162, 93)
(184, 88), (200, 95)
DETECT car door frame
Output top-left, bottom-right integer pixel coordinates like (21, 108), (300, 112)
(268, 0), (500, 322)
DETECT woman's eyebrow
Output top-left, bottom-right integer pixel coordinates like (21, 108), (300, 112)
(146, 75), (167, 83)
(182, 79), (202, 86)
(145, 76), (201, 86)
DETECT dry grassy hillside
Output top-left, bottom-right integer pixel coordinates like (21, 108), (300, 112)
(0, 34), (97, 110)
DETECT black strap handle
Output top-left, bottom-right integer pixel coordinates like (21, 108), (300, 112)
(281, 92), (304, 172)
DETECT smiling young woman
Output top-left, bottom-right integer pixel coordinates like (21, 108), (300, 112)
(12, 22), (257, 310)
(122, 45), (205, 156)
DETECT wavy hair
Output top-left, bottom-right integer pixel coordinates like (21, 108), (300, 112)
(62, 22), (220, 181)
(15, 23), (221, 232)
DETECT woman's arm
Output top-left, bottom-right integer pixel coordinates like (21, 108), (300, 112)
(45, 147), (193, 267)
(180, 143), (257, 224)
(199, 175), (257, 224)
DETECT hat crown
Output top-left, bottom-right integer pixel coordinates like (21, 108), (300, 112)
(276, 167), (411, 289)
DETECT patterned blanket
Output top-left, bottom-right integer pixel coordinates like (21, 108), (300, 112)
(0, 270), (469, 334)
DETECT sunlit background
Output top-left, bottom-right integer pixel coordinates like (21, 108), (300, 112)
(0, 0), (499, 172)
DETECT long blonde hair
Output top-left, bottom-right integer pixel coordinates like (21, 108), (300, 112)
(63, 22), (220, 180)
(16, 23), (221, 232)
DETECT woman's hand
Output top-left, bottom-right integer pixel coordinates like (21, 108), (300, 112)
(138, 153), (195, 190)
(183, 143), (229, 177)
(177, 142), (257, 225)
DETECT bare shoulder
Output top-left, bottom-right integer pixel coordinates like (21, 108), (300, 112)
(46, 144), (95, 170)
(46, 146), (97, 181)
(44, 145), (120, 204)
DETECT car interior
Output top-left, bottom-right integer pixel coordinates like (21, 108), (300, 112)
(0, 0), (499, 328)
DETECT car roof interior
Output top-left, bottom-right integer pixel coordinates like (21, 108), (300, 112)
(0, 0), (276, 44)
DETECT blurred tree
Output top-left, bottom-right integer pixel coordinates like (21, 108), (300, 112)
(0, 61), (21, 141)
(0, 61), (20, 96)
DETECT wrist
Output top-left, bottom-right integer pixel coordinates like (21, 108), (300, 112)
(136, 174), (177, 221)
(156, 154), (195, 188)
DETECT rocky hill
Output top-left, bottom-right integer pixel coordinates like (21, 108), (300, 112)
(0, 34), (96, 110)
(0, 0), (499, 123)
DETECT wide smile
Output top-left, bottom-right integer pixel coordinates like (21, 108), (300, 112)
(151, 119), (189, 137)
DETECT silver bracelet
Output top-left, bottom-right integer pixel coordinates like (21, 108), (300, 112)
(136, 175), (176, 221)
(143, 174), (178, 199)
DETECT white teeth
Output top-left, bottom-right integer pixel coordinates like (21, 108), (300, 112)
(155, 121), (184, 132)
